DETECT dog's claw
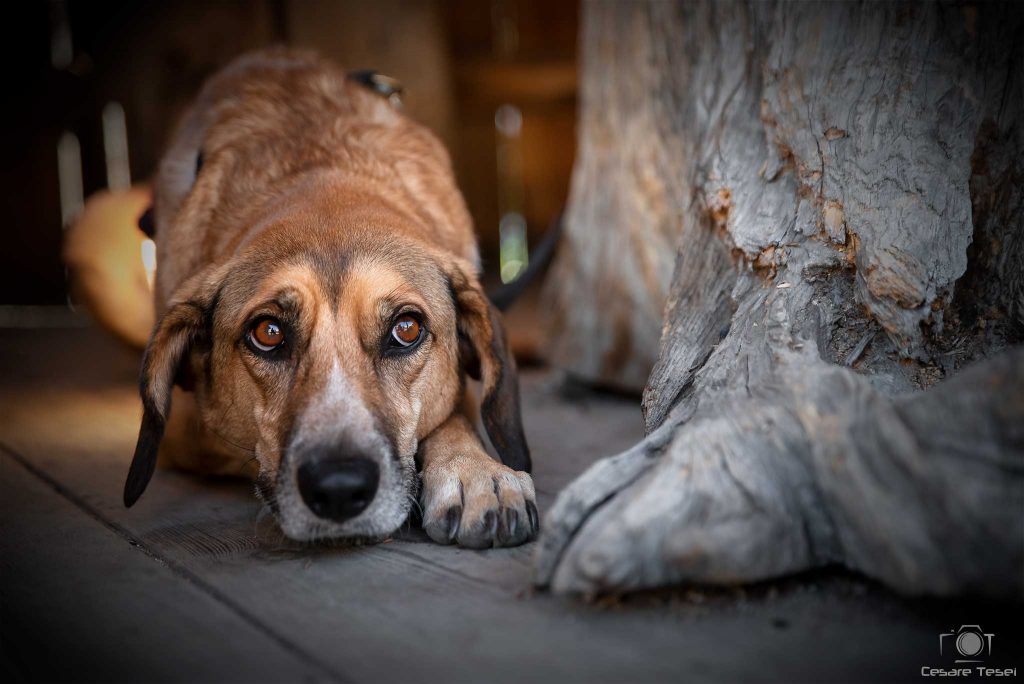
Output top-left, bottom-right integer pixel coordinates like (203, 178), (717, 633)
(526, 501), (540, 536)
(421, 457), (537, 549)
(499, 507), (519, 544)
(444, 505), (462, 543)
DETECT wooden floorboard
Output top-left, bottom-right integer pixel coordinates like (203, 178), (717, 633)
(1, 450), (332, 683)
(1, 325), (1017, 682)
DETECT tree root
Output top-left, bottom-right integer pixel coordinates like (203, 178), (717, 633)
(535, 349), (1024, 598)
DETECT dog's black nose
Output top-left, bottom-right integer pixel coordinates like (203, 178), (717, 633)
(297, 458), (379, 523)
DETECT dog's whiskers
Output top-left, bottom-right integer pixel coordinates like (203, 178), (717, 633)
(237, 454), (261, 477)
(406, 491), (423, 519)
(208, 425), (256, 455)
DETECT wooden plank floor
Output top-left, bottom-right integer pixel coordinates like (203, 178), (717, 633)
(1, 324), (1019, 682)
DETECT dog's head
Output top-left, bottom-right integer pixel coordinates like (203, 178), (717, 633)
(124, 213), (528, 541)
(121, 50), (528, 541)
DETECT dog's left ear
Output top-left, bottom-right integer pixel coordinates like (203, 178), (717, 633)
(447, 259), (531, 473)
(124, 273), (218, 507)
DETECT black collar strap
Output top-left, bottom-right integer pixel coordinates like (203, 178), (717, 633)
(347, 70), (404, 107)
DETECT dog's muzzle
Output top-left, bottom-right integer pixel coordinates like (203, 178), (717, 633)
(272, 361), (412, 540)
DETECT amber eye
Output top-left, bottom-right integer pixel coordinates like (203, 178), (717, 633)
(249, 317), (285, 352)
(391, 315), (421, 347)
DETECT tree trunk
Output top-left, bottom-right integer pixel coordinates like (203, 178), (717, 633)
(540, 1), (684, 392)
(536, 1), (1024, 597)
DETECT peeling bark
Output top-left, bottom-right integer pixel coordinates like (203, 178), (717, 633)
(536, 1), (1024, 597)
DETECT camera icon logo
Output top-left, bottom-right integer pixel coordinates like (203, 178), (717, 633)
(939, 625), (994, 662)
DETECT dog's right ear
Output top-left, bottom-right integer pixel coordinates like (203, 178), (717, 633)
(444, 257), (531, 473)
(124, 293), (210, 507)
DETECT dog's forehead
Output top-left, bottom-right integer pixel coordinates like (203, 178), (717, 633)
(340, 250), (447, 306)
(217, 241), (449, 324)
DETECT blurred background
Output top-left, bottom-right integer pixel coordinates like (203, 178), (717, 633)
(2, 0), (578, 310)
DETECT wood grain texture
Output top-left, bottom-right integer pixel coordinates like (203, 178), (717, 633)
(536, 0), (1024, 598)
(0, 450), (330, 683)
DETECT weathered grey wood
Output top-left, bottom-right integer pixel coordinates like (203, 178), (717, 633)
(537, 346), (1024, 596)
(536, 0), (1024, 597)
(0, 325), (990, 681)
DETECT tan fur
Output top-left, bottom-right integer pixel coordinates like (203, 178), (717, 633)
(132, 49), (535, 547)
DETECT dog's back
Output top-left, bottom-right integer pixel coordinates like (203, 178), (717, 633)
(153, 49), (476, 313)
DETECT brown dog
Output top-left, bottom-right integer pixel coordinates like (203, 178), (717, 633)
(124, 49), (537, 548)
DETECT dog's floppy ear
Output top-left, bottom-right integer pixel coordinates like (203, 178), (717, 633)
(124, 277), (217, 507)
(448, 259), (531, 473)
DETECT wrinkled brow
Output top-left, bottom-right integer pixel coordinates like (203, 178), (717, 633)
(372, 262), (448, 321)
(242, 288), (304, 321)
(375, 286), (415, 317)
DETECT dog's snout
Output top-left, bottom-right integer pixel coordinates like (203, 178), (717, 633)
(297, 457), (380, 523)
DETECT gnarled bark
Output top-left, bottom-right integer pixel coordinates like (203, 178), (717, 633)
(536, 1), (1024, 597)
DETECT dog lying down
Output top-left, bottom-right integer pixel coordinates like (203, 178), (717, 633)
(123, 49), (537, 548)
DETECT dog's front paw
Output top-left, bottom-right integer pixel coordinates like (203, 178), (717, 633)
(421, 454), (538, 549)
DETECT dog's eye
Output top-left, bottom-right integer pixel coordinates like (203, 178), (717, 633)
(391, 315), (421, 347)
(249, 317), (285, 352)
